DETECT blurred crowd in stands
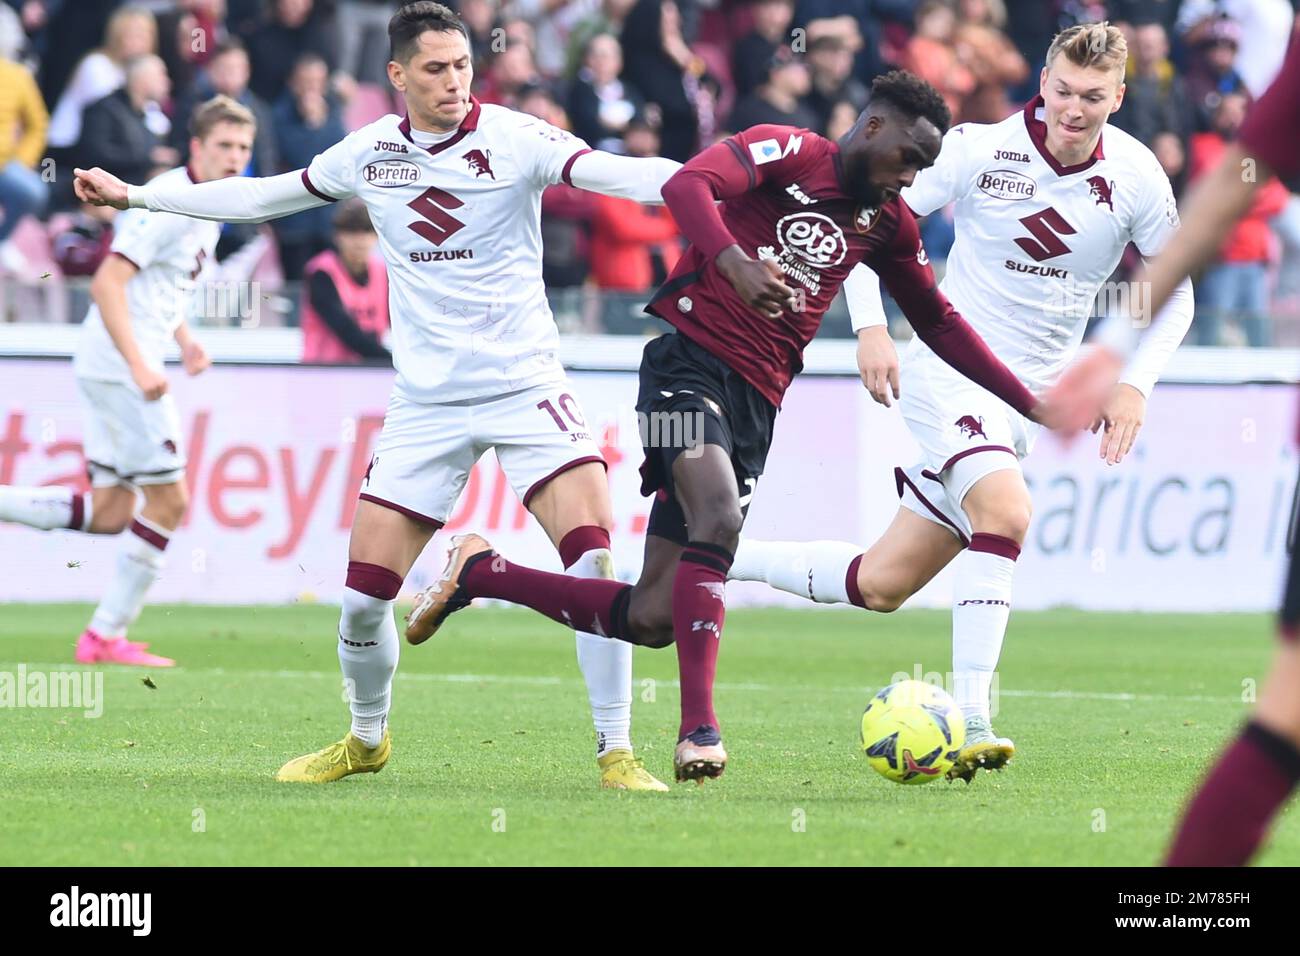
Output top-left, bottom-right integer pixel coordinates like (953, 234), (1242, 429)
(1, 0), (1299, 359)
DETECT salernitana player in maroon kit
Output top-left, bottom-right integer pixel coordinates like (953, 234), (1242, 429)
(1052, 40), (1300, 865)
(406, 72), (1048, 783)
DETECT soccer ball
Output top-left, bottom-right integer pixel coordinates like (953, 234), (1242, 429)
(859, 680), (965, 785)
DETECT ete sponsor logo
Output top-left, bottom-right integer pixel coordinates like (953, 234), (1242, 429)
(977, 169), (1036, 201)
(363, 159), (420, 188)
(775, 211), (847, 268)
(50, 886), (151, 936)
(994, 149), (1030, 163)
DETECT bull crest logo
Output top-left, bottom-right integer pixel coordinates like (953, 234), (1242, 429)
(1086, 175), (1114, 211)
(463, 148), (495, 179)
(955, 415), (987, 440)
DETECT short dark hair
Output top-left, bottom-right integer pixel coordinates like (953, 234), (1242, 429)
(333, 198), (374, 234)
(867, 70), (951, 135)
(389, 1), (471, 63)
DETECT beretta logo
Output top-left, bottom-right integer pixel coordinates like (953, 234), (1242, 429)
(363, 159), (420, 188)
(976, 168), (1036, 201)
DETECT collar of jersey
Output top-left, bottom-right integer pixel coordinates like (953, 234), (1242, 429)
(1022, 94), (1104, 177)
(398, 97), (482, 157)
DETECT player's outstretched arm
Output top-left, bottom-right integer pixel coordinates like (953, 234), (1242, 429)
(566, 150), (681, 205)
(75, 166), (328, 224)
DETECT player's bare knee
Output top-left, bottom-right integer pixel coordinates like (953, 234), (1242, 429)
(88, 511), (131, 535)
(858, 583), (905, 614)
(627, 601), (673, 648)
(691, 502), (744, 552)
(969, 502), (1031, 545)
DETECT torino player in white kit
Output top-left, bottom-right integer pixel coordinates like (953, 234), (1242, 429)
(76, 2), (681, 790)
(0, 96), (255, 668)
(731, 23), (1194, 779)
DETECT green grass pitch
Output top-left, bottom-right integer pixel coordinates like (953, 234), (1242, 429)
(2, 603), (1296, 866)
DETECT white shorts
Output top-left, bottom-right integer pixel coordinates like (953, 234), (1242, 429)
(77, 377), (186, 488)
(895, 344), (1040, 543)
(359, 380), (606, 526)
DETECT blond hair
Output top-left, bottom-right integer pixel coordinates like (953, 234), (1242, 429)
(189, 94), (257, 140)
(1045, 21), (1128, 78)
(104, 5), (157, 63)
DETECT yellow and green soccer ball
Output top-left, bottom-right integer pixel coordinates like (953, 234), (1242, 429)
(859, 679), (965, 784)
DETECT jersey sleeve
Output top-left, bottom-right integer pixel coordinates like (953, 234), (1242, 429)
(900, 123), (975, 217)
(844, 262), (888, 332)
(1128, 154), (1180, 258)
(722, 124), (822, 190)
(108, 208), (192, 271)
(303, 130), (359, 201)
(510, 114), (595, 188)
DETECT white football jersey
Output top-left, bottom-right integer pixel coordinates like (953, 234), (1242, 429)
(900, 98), (1180, 393)
(303, 100), (594, 403)
(74, 165), (220, 385)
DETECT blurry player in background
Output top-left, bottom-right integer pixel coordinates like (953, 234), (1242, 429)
(0, 96), (254, 667)
(1050, 34), (1300, 867)
(75, 2), (681, 790)
(405, 72), (1051, 783)
(729, 22), (1193, 781)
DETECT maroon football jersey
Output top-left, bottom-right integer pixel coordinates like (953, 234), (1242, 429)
(648, 124), (1033, 414)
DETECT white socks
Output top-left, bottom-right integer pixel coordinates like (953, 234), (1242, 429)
(951, 533), (1019, 723)
(0, 486), (91, 531)
(731, 537), (861, 605)
(88, 517), (168, 636)
(569, 547), (632, 756)
(338, 586), (399, 749)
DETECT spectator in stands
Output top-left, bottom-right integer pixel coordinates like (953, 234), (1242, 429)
(172, 39), (278, 178)
(512, 0), (600, 77)
(0, 27), (48, 273)
(726, 47), (816, 133)
(243, 0), (339, 104)
(732, 0), (794, 99)
(300, 199), (391, 365)
(567, 32), (643, 152)
(47, 5), (157, 155)
(1113, 21), (1190, 149)
(801, 35), (867, 136)
(953, 0), (1027, 124)
(478, 39), (542, 108)
(76, 54), (178, 187)
(1189, 91), (1291, 347)
(271, 51), (346, 279)
(902, 0), (974, 123)
(565, 0), (637, 79)
(459, 0), (502, 68)
(825, 98), (859, 141)
(336, 0), (399, 87)
(1181, 15), (1248, 133)
(794, 0), (908, 87)
(52, 200), (116, 277)
(155, 0), (223, 98)
(620, 0), (707, 161)
(516, 81), (570, 130)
